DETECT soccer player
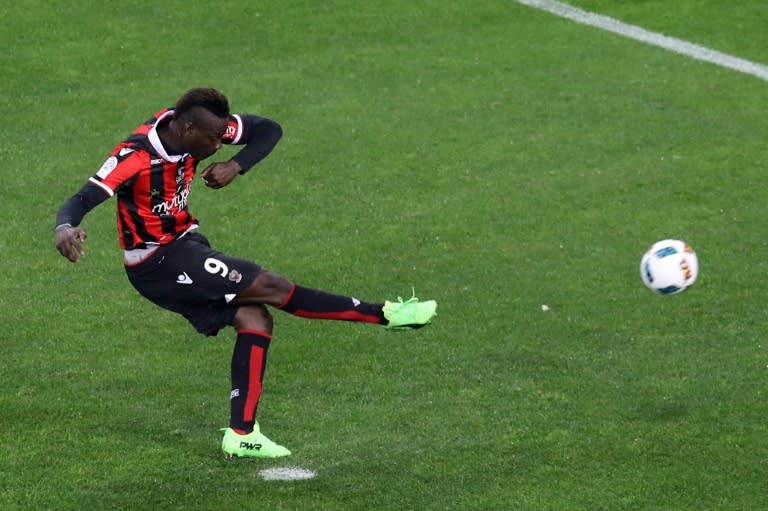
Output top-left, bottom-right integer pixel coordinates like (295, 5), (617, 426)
(54, 88), (437, 459)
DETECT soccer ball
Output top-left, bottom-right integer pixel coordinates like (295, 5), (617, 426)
(640, 239), (698, 295)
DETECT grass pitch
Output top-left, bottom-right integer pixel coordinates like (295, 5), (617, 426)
(2, 1), (768, 510)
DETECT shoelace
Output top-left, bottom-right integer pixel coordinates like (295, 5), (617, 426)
(394, 288), (419, 305)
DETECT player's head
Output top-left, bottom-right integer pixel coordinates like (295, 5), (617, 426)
(173, 88), (230, 160)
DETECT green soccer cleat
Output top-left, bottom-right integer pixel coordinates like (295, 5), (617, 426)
(382, 294), (437, 330)
(221, 423), (291, 459)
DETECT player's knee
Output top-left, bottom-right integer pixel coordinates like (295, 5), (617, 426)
(233, 304), (273, 332)
(259, 270), (293, 293)
(247, 269), (294, 303)
(234, 269), (293, 306)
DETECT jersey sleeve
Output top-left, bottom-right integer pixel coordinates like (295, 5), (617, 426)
(223, 114), (283, 173)
(87, 146), (146, 196)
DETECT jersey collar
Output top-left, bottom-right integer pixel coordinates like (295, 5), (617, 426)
(147, 110), (189, 162)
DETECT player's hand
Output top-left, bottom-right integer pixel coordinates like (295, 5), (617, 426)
(200, 161), (241, 189)
(55, 226), (87, 263)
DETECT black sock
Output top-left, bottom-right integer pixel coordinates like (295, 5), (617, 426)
(276, 284), (386, 325)
(229, 330), (271, 433)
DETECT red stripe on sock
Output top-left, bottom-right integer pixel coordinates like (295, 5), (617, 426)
(243, 345), (265, 423)
(291, 309), (381, 324)
(276, 283), (297, 309)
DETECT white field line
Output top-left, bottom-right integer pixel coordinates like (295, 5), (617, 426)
(514, 0), (768, 82)
(259, 467), (317, 481)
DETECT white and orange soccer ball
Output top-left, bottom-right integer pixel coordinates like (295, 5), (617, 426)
(640, 239), (699, 295)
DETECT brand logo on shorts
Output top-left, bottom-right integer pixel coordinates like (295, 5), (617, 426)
(176, 272), (194, 285)
(228, 270), (242, 283)
(230, 388), (240, 399)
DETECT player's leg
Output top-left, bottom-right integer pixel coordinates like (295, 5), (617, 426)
(221, 304), (290, 459)
(229, 304), (273, 434)
(232, 269), (438, 329)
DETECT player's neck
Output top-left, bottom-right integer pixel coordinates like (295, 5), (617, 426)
(156, 118), (184, 156)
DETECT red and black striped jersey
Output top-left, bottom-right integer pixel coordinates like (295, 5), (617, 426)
(88, 108), (245, 249)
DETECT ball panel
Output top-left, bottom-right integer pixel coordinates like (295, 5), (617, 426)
(657, 285), (682, 295)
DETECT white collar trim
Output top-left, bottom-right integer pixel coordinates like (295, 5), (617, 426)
(147, 110), (188, 162)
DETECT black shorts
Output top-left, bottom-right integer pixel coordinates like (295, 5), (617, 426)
(125, 232), (261, 336)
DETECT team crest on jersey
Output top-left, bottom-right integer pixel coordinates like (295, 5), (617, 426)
(228, 270), (242, 283)
(225, 124), (237, 141)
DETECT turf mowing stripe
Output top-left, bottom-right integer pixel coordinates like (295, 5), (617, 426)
(515, 0), (768, 82)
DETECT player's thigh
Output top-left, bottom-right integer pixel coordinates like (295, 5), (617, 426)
(176, 248), (262, 304)
(127, 234), (261, 307)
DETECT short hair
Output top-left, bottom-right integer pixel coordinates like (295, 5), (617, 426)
(174, 88), (230, 121)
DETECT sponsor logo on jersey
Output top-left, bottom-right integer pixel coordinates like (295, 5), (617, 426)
(228, 270), (242, 283)
(152, 181), (191, 214)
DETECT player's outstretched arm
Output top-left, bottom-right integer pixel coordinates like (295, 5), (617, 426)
(54, 182), (110, 263)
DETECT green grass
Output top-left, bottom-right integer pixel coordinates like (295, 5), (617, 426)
(2, 1), (768, 509)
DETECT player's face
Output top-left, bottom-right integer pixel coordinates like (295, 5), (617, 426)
(182, 113), (228, 160)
